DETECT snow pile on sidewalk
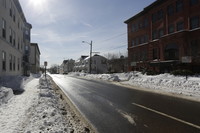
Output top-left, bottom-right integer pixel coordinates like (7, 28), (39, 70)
(69, 72), (200, 99)
(0, 74), (40, 105)
(0, 87), (13, 106)
(23, 75), (92, 133)
(0, 74), (93, 133)
(0, 76), (40, 133)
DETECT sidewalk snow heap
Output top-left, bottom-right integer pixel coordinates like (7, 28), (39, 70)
(70, 72), (200, 99)
(0, 74), (39, 105)
(23, 75), (92, 133)
(0, 74), (93, 133)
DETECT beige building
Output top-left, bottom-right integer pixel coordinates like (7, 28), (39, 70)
(0, 0), (32, 77)
(30, 43), (40, 74)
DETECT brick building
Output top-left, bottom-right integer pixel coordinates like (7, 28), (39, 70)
(125, 0), (200, 73)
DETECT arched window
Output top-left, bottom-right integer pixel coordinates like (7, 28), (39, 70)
(164, 43), (179, 60)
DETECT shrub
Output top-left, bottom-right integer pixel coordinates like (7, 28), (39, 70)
(146, 70), (158, 75)
(171, 69), (194, 76)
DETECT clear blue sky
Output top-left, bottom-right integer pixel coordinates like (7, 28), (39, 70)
(19, 0), (155, 67)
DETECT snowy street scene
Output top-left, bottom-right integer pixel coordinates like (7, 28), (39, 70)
(1, 0), (200, 132)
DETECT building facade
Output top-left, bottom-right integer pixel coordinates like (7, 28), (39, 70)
(74, 55), (108, 74)
(30, 43), (40, 74)
(125, 0), (200, 73)
(0, 0), (32, 76)
(74, 55), (89, 72)
(60, 59), (75, 74)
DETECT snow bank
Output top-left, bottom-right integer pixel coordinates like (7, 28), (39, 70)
(0, 74), (93, 133)
(0, 77), (39, 133)
(23, 75), (92, 133)
(0, 74), (41, 105)
(69, 72), (200, 100)
(0, 87), (13, 105)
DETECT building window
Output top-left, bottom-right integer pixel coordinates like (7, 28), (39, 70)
(144, 18), (148, 28)
(2, 51), (6, 71)
(2, 19), (6, 39)
(167, 4), (174, 16)
(153, 48), (158, 59)
(152, 13), (157, 23)
(13, 56), (15, 71)
(164, 43), (179, 60)
(135, 23), (139, 31)
(168, 24), (175, 34)
(131, 40), (135, 47)
(18, 58), (20, 71)
(135, 38), (139, 46)
(9, 28), (12, 43)
(131, 24), (135, 32)
(144, 35), (149, 43)
(177, 21), (184, 31)
(157, 10), (164, 20)
(190, 16), (200, 29)
(13, 31), (16, 46)
(139, 36), (143, 44)
(158, 28), (164, 38)
(9, 54), (12, 71)
(176, 0), (183, 12)
(18, 38), (20, 49)
(13, 8), (15, 22)
(141, 49), (148, 61)
(191, 40), (199, 56)
(190, 0), (199, 6)
(152, 10), (164, 23)
(152, 30), (157, 40)
(9, 1), (12, 17)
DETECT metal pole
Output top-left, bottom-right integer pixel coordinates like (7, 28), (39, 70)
(90, 41), (92, 74)
(45, 66), (46, 78)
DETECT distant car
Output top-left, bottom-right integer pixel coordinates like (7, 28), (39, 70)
(63, 72), (68, 75)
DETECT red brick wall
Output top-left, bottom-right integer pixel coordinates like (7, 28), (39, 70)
(126, 0), (200, 72)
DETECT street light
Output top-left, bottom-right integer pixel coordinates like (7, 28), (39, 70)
(82, 40), (92, 74)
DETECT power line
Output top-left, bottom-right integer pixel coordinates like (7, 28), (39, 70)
(97, 32), (127, 43)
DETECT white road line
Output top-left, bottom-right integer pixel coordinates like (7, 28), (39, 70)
(132, 102), (200, 129)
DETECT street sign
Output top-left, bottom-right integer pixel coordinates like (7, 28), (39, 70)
(182, 56), (192, 63)
(131, 62), (137, 66)
(44, 61), (48, 66)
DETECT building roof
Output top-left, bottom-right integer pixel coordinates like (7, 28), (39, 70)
(124, 0), (164, 23)
(84, 54), (107, 61)
(31, 43), (41, 55)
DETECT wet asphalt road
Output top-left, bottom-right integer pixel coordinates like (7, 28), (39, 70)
(51, 75), (200, 133)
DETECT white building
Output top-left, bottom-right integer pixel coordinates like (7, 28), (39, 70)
(75, 55), (108, 74)
(0, 0), (32, 76)
(74, 56), (88, 72)
(60, 59), (75, 74)
(30, 43), (40, 74)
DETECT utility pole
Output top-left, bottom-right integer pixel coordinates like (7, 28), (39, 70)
(90, 41), (92, 74)
(82, 40), (92, 74)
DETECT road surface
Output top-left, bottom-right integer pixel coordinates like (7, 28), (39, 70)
(51, 74), (200, 133)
